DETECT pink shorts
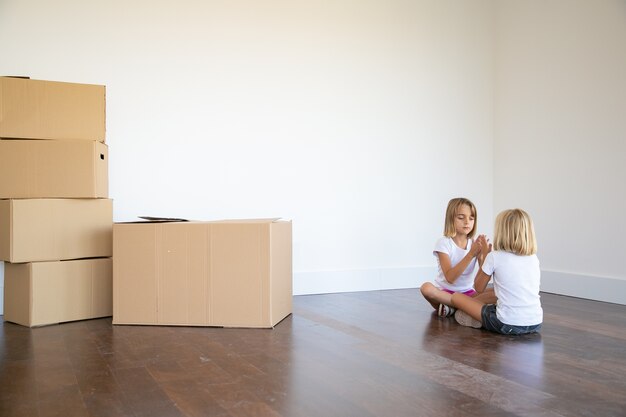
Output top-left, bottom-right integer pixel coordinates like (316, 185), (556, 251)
(440, 288), (478, 297)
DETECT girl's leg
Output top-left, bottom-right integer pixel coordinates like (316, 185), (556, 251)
(451, 293), (485, 321)
(420, 282), (453, 310)
(474, 287), (497, 304)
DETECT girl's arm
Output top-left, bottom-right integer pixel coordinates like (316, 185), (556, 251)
(474, 267), (491, 293)
(477, 236), (492, 268)
(436, 242), (481, 284)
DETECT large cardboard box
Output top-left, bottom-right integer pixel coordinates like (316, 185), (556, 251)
(0, 199), (113, 263)
(3, 258), (112, 327)
(0, 139), (108, 198)
(0, 77), (105, 142)
(113, 219), (292, 328)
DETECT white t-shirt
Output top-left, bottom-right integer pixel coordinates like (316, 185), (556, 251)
(481, 251), (543, 326)
(433, 237), (477, 292)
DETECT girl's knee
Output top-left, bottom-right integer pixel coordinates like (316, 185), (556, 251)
(420, 282), (436, 297)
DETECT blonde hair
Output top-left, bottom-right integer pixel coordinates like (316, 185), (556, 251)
(443, 198), (477, 239)
(493, 209), (537, 255)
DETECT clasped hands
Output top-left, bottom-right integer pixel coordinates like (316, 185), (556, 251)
(471, 234), (492, 264)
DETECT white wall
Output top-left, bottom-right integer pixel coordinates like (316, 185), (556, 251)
(0, 0), (495, 301)
(2, 1), (624, 311)
(494, 0), (626, 304)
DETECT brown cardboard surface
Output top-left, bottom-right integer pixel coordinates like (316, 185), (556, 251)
(0, 139), (108, 198)
(0, 77), (106, 142)
(270, 221), (293, 325)
(3, 258), (113, 327)
(113, 222), (159, 324)
(0, 199), (113, 263)
(113, 219), (292, 328)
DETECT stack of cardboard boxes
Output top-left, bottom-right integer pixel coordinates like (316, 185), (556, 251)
(0, 76), (113, 327)
(0, 76), (293, 329)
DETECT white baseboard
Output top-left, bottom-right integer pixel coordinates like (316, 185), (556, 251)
(293, 266), (436, 295)
(293, 266), (626, 306)
(541, 270), (626, 305)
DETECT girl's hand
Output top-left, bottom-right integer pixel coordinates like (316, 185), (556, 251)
(471, 236), (483, 256)
(481, 236), (492, 257)
(475, 235), (491, 266)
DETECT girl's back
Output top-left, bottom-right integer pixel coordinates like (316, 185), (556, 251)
(485, 250), (542, 326)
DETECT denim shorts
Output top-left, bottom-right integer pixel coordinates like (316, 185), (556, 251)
(481, 304), (542, 335)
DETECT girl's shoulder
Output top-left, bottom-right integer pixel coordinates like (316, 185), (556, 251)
(433, 236), (453, 253)
(491, 250), (514, 258)
(492, 251), (539, 262)
(434, 236), (454, 247)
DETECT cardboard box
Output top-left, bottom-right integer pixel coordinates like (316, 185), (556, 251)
(0, 76), (105, 142)
(3, 258), (112, 327)
(0, 199), (113, 263)
(0, 139), (108, 198)
(0, 273), (4, 316)
(113, 219), (292, 328)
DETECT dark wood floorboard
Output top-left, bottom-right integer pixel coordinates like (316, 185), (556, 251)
(1, 290), (625, 417)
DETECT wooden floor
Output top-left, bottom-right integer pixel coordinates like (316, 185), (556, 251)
(1, 290), (625, 417)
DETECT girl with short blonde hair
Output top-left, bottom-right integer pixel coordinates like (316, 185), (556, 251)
(451, 208), (543, 335)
